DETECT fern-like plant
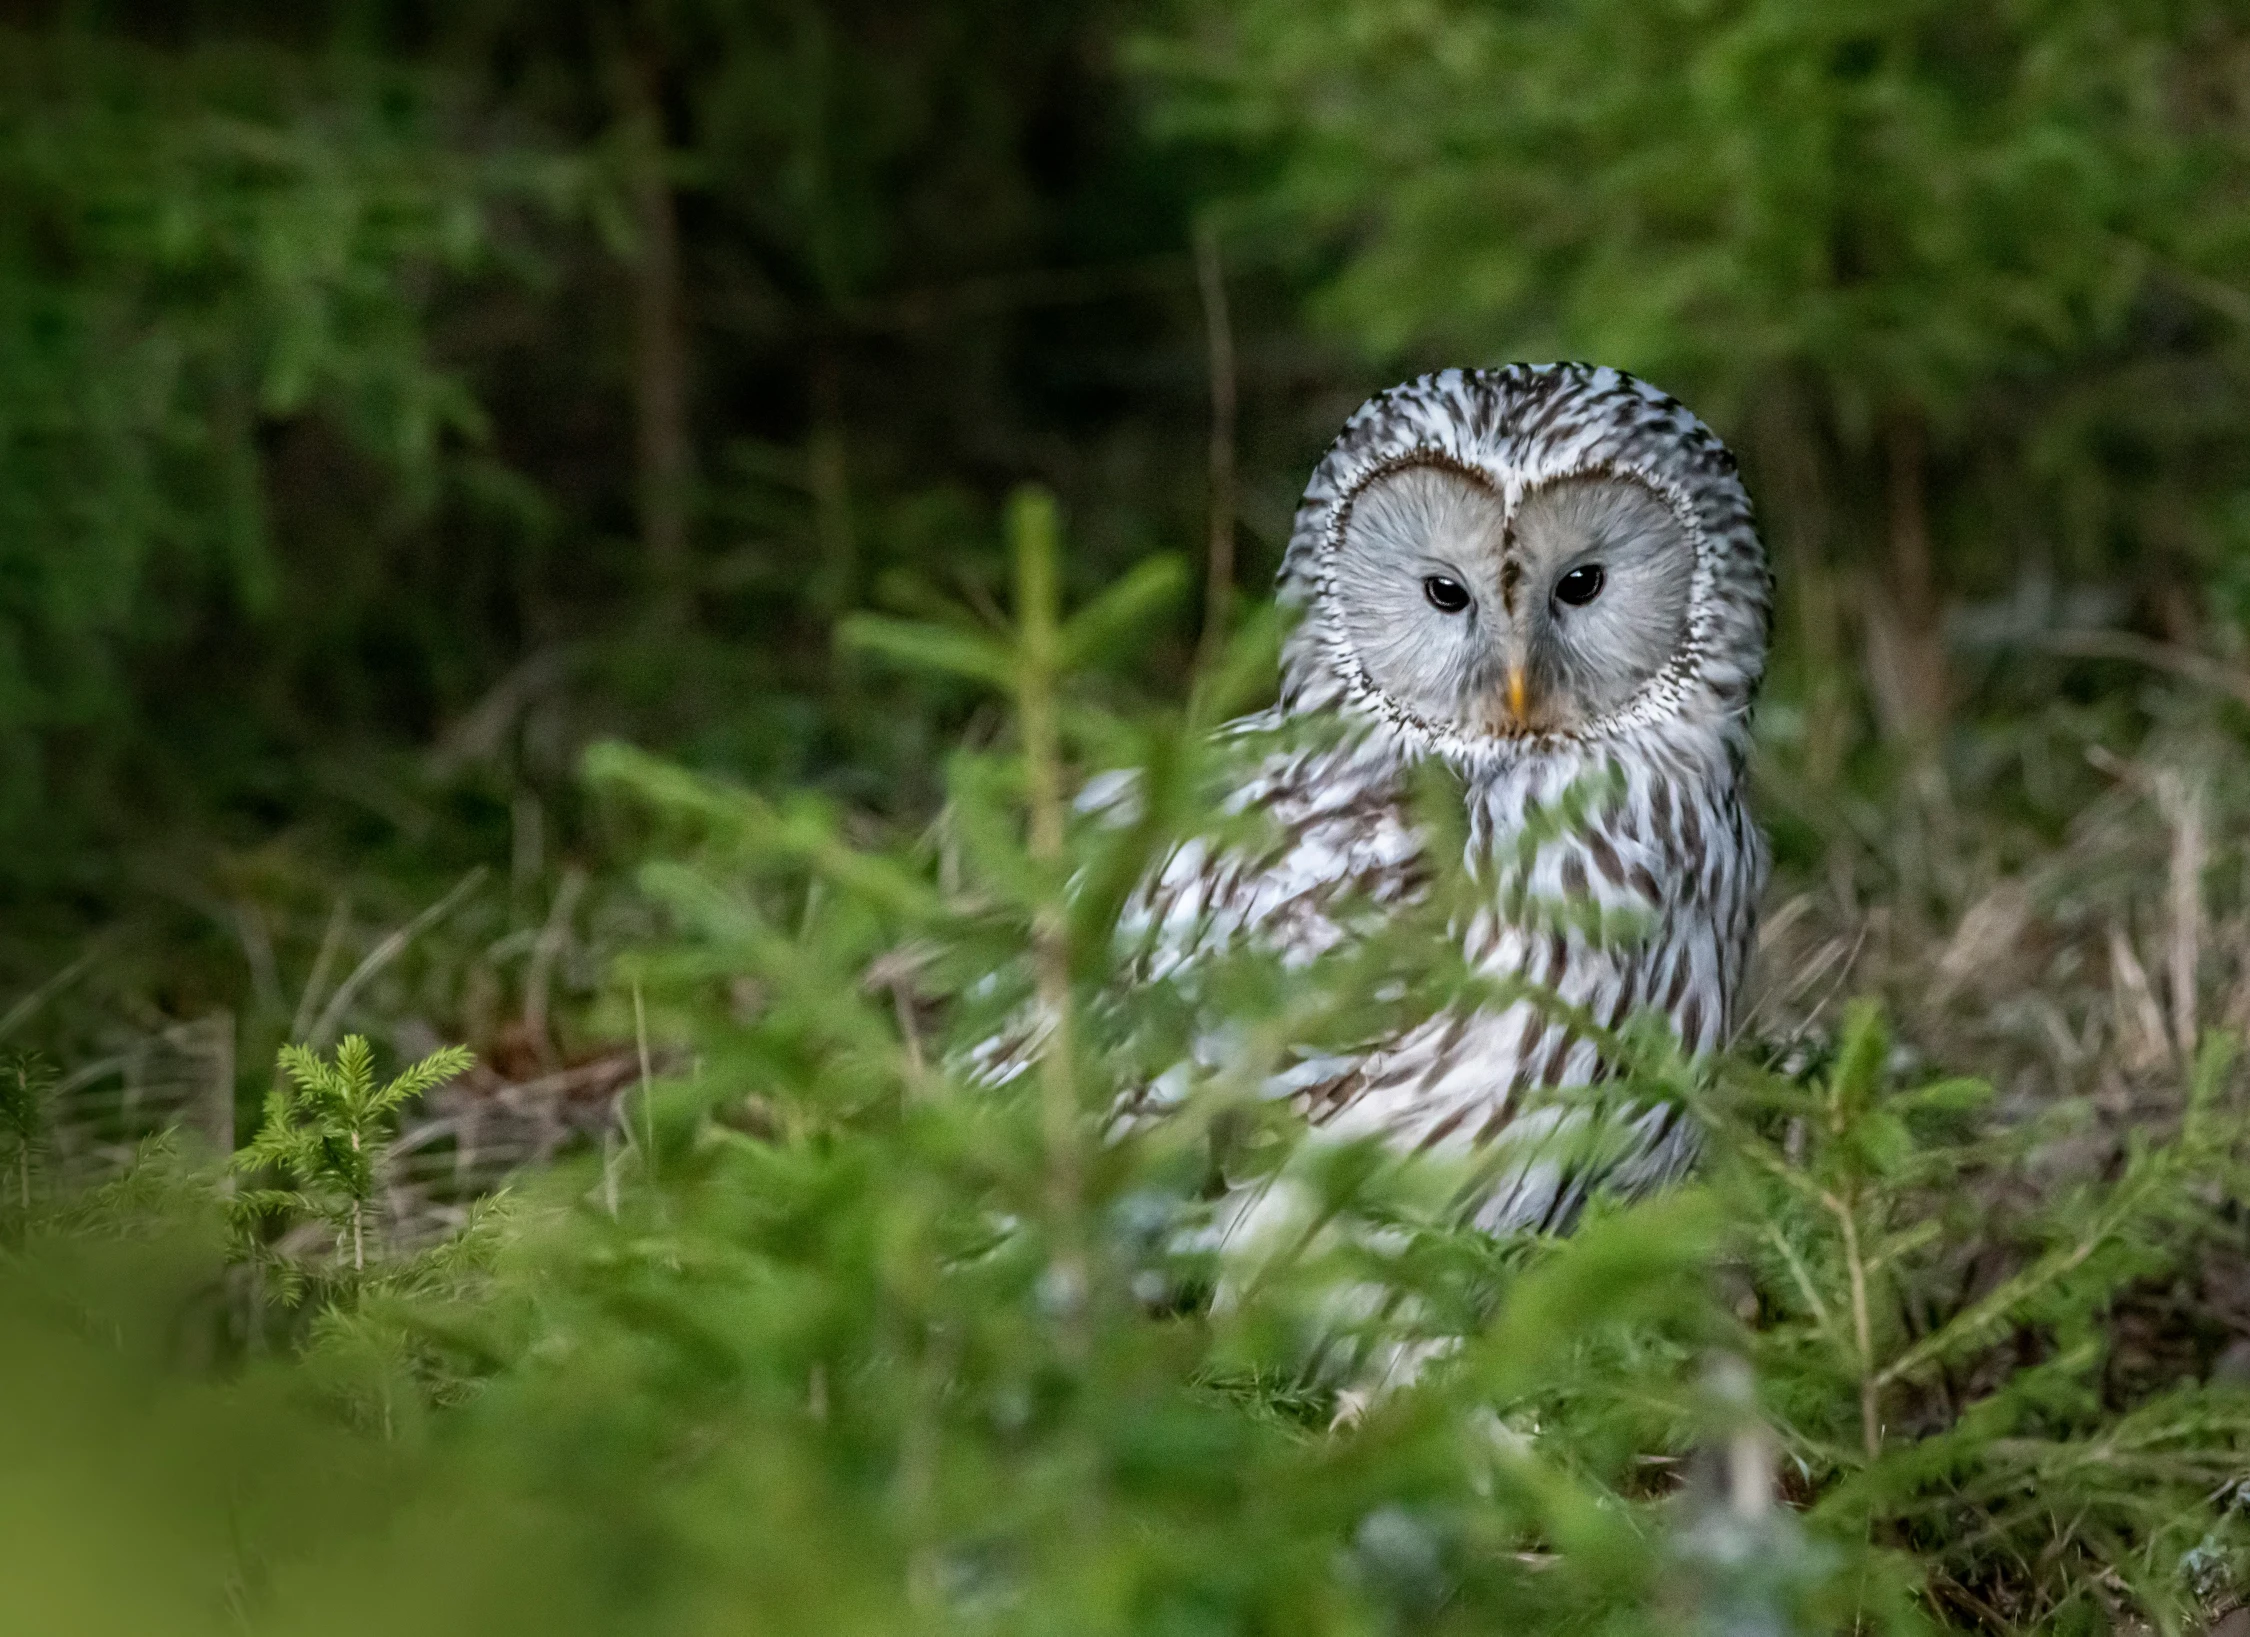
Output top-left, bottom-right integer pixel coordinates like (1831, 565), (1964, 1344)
(0, 1051), (55, 1226)
(234, 1035), (474, 1278)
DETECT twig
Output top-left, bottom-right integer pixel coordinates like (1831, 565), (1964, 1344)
(1762, 1219), (1838, 1344)
(232, 902), (286, 1021)
(1013, 490), (1086, 1355)
(1193, 218), (1238, 678)
(524, 866), (588, 1064)
(1824, 1184), (1882, 1459)
(290, 896), (352, 1047)
(305, 871), (487, 1049)
(632, 978), (657, 1179)
(0, 950), (98, 1044)
(1874, 1175), (2153, 1393)
(429, 646), (580, 774)
(823, 252), (1197, 334)
(898, 1320), (961, 1614)
(2158, 770), (2206, 1062)
(892, 982), (927, 1086)
(2041, 630), (2250, 713)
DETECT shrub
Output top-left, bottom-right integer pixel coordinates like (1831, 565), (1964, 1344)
(4, 494), (2249, 1635)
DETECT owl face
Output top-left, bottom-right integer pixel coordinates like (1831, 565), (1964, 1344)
(1330, 462), (1696, 741)
(1281, 367), (1769, 761)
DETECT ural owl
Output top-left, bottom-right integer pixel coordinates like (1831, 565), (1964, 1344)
(1126, 363), (1770, 1233)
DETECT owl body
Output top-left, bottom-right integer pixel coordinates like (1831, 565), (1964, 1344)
(1130, 364), (1769, 1231)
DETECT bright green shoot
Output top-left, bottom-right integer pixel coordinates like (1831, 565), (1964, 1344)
(236, 1035), (474, 1275)
(0, 1052), (55, 1220)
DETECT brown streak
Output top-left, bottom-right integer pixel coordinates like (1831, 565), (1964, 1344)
(1540, 1031), (1580, 1087)
(1416, 1101), (1474, 1153)
(1587, 830), (1627, 888)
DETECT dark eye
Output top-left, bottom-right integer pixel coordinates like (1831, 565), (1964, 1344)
(1554, 564), (1605, 608)
(1422, 574), (1471, 614)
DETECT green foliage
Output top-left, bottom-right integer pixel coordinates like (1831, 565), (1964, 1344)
(0, 28), (549, 851)
(1144, 0), (2245, 408)
(0, 1052), (56, 1223)
(9, 5), (2250, 1635)
(1140, 0), (2250, 762)
(0, 0), (1223, 926)
(1681, 1009), (2250, 1630)
(4, 489), (2240, 1636)
(235, 1034), (474, 1277)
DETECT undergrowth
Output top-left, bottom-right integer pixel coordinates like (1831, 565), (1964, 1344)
(3, 495), (2249, 1636)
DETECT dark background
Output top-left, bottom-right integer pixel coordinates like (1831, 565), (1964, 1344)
(3, 0), (2248, 1077)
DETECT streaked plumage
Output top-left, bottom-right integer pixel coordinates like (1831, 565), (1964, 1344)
(1133, 363), (1770, 1232)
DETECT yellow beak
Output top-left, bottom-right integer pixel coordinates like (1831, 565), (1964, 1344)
(1504, 663), (1529, 727)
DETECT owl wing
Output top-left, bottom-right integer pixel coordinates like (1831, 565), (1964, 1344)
(1115, 716), (1429, 983)
(959, 717), (1422, 1092)
(1080, 716), (1438, 1128)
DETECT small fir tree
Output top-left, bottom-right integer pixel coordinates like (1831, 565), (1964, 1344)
(234, 1035), (474, 1279)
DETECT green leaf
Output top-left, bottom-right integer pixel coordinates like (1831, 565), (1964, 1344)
(836, 614), (1016, 690)
(1060, 552), (1189, 668)
(1892, 1075), (1992, 1116)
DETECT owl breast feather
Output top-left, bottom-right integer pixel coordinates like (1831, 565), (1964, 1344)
(1121, 711), (1764, 1232)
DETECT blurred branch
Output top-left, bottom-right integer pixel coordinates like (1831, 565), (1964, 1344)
(613, 47), (694, 628)
(2039, 630), (2250, 712)
(1010, 487), (1085, 1356)
(809, 344), (855, 613)
(1874, 414), (1948, 741)
(2159, 770), (2206, 1062)
(1194, 220), (1237, 678)
(2153, 257), (2250, 330)
(523, 866), (587, 1068)
(703, 253), (1208, 343)
(0, 951), (98, 1045)
(428, 645), (581, 776)
(304, 870), (487, 1052)
(835, 252), (1197, 334)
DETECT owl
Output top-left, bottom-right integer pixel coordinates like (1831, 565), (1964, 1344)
(1124, 363), (1770, 1234)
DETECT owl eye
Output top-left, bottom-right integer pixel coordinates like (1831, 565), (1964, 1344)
(1422, 574), (1472, 614)
(1554, 564), (1605, 608)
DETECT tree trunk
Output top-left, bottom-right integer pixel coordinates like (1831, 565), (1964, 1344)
(1754, 382), (1847, 786)
(620, 54), (693, 628)
(1193, 219), (1237, 677)
(1864, 414), (1949, 744)
(808, 345), (855, 614)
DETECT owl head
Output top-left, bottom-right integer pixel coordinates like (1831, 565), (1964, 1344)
(1278, 365), (1769, 763)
